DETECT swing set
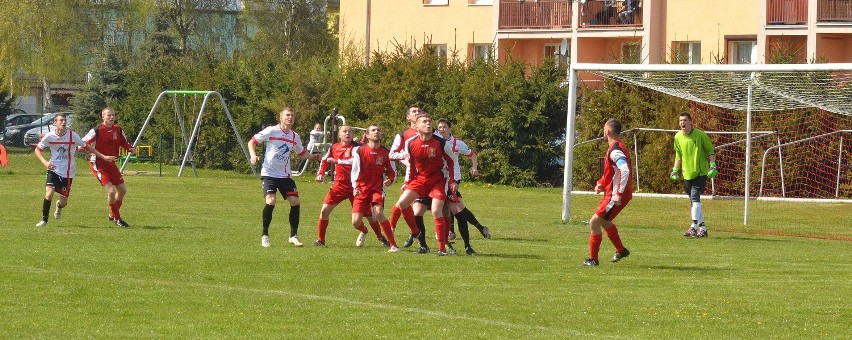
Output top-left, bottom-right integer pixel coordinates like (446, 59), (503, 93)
(121, 90), (254, 176)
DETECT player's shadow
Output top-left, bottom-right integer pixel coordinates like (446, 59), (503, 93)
(647, 265), (732, 272)
(474, 253), (543, 260)
(725, 235), (788, 242)
(488, 236), (550, 243)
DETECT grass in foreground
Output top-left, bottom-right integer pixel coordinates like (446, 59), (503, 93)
(1, 150), (850, 338)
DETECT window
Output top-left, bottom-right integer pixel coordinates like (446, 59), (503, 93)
(470, 43), (492, 61)
(674, 41), (701, 64)
(621, 42), (641, 63)
(729, 40), (757, 64)
(423, 0), (449, 5)
(424, 44), (448, 59)
(544, 44), (558, 61)
(468, 0), (493, 4)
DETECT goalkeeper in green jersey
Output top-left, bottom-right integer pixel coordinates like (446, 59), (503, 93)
(670, 112), (717, 238)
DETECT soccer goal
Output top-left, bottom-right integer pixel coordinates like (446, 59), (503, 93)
(562, 63), (852, 225)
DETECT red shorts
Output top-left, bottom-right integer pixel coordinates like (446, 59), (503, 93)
(90, 160), (124, 186)
(352, 189), (384, 216)
(324, 184), (354, 205)
(406, 175), (447, 201)
(594, 195), (631, 222)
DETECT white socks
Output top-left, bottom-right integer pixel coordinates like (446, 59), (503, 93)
(691, 202), (705, 230)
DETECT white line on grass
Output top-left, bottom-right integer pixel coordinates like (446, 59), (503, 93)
(7, 264), (616, 338)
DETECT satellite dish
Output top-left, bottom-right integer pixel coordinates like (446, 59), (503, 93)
(559, 38), (568, 56)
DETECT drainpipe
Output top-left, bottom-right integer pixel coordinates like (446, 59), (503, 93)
(365, 0), (371, 65)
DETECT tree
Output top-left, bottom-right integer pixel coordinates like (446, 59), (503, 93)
(0, 0), (91, 111)
(241, 0), (337, 61)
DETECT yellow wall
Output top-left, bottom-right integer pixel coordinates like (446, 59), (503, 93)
(664, 0), (759, 63)
(340, 1), (493, 63)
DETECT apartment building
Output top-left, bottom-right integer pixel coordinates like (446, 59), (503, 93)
(340, 0), (852, 66)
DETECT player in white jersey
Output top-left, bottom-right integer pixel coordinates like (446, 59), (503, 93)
(33, 113), (100, 227)
(248, 107), (321, 247)
(436, 118), (491, 255)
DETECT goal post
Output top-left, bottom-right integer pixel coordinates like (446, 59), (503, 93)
(563, 63), (852, 225)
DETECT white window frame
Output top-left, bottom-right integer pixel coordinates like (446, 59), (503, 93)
(425, 44), (448, 59)
(675, 41), (702, 64)
(468, 0), (493, 4)
(729, 40), (757, 64)
(472, 43), (492, 61)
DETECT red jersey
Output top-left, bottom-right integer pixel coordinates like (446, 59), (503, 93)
(404, 135), (456, 186)
(83, 123), (133, 162)
(318, 141), (358, 190)
(351, 144), (396, 192)
(597, 140), (633, 198)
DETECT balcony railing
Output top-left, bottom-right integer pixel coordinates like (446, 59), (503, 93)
(818, 0), (852, 22)
(767, 0), (807, 25)
(498, 0), (572, 29)
(578, 0), (642, 28)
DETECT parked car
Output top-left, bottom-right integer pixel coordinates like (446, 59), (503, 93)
(2, 112), (63, 146)
(24, 114), (74, 147)
(0, 112), (42, 145)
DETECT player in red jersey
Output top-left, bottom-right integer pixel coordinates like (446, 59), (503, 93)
(313, 125), (387, 247)
(393, 112), (456, 255)
(82, 107), (135, 227)
(436, 118), (490, 255)
(582, 118), (632, 266)
(350, 124), (399, 252)
(388, 104), (422, 247)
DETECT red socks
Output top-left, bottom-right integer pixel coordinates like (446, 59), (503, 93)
(368, 219), (382, 237)
(380, 220), (397, 247)
(317, 219), (329, 242)
(355, 222), (368, 234)
(402, 206), (419, 235)
(605, 225), (624, 253)
(434, 217), (448, 252)
(589, 233), (603, 261)
(389, 205), (402, 229)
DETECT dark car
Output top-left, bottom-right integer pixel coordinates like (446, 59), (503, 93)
(1, 112), (41, 144)
(2, 112), (62, 146)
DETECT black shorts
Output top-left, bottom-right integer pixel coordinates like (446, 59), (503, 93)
(447, 179), (463, 202)
(261, 176), (299, 198)
(684, 176), (707, 203)
(46, 171), (73, 197)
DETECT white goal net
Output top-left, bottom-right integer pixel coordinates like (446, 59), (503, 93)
(563, 63), (852, 224)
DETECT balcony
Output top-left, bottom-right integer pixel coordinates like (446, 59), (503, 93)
(578, 0), (642, 28)
(498, 0), (572, 29)
(818, 0), (852, 22)
(767, 0), (807, 25)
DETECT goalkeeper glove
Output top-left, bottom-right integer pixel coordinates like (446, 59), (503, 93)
(708, 161), (718, 179)
(669, 167), (679, 181)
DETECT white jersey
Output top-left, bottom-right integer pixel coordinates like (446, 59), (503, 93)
(36, 130), (86, 179)
(252, 125), (307, 178)
(445, 135), (473, 182)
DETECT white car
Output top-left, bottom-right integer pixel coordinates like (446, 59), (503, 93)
(24, 114), (74, 147)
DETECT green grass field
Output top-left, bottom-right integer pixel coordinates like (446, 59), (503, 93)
(1, 148), (850, 338)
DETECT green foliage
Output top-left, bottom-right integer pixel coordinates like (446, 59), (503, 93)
(0, 87), (15, 125)
(73, 47), (131, 131)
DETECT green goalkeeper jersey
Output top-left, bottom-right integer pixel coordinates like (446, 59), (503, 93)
(674, 128), (715, 180)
